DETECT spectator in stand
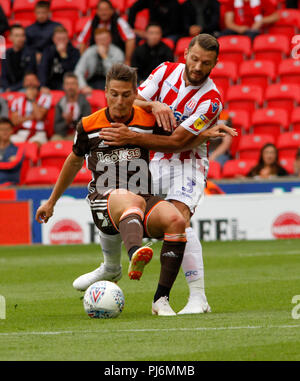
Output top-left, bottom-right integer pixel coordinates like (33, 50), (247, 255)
(131, 23), (174, 83)
(38, 26), (80, 92)
(0, 5), (9, 37)
(294, 149), (300, 177)
(26, 1), (61, 65)
(10, 73), (52, 146)
(75, 28), (124, 94)
(128, 0), (181, 41)
(52, 73), (91, 141)
(181, 0), (220, 38)
(1, 25), (36, 92)
(76, 0), (135, 66)
(0, 117), (24, 185)
(247, 143), (289, 179)
(221, 0), (279, 41)
(209, 110), (232, 167)
(0, 97), (8, 118)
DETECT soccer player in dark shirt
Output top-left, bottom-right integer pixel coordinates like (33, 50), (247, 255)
(36, 63), (188, 316)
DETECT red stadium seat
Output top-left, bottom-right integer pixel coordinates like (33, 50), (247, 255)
(277, 132), (300, 159)
(175, 37), (193, 63)
(51, 0), (87, 27)
(12, 0), (38, 21)
(227, 109), (251, 157)
(39, 141), (73, 170)
(74, 16), (91, 37)
(1, 0), (11, 17)
(0, 92), (23, 109)
(73, 166), (92, 184)
(239, 60), (276, 89)
(253, 34), (290, 65)
(52, 17), (74, 38)
(162, 38), (175, 51)
(86, 90), (107, 113)
(24, 166), (60, 185)
(251, 108), (289, 139)
(279, 157), (295, 175)
(131, 8), (149, 31)
(210, 61), (237, 94)
(207, 160), (222, 180)
(278, 59), (300, 85)
(264, 84), (300, 114)
(49, 90), (65, 107)
(226, 85), (263, 113)
(218, 36), (252, 65)
(237, 134), (275, 160)
(9, 18), (33, 28)
(14, 142), (39, 184)
(222, 159), (256, 178)
(267, 9), (300, 40)
(291, 107), (300, 132)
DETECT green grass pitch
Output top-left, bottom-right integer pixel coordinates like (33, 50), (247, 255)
(0, 239), (300, 361)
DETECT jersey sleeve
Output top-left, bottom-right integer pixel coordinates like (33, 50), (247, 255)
(180, 97), (223, 136)
(72, 121), (90, 157)
(38, 94), (52, 110)
(117, 17), (135, 41)
(137, 62), (168, 102)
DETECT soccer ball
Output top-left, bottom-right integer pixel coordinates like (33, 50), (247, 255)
(83, 280), (125, 319)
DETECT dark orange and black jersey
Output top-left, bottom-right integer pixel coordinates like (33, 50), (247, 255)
(72, 105), (156, 195)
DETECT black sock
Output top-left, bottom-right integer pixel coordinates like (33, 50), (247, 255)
(154, 284), (171, 302)
(128, 245), (140, 260)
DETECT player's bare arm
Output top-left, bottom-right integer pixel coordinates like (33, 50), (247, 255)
(35, 152), (84, 224)
(134, 94), (176, 132)
(100, 122), (237, 153)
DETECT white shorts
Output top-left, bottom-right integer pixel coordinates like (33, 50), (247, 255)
(149, 158), (209, 214)
(11, 130), (47, 145)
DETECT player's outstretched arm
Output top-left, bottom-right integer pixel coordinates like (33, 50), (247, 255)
(100, 122), (237, 153)
(35, 152), (84, 223)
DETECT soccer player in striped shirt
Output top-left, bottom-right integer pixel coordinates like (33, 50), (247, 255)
(100, 34), (235, 314)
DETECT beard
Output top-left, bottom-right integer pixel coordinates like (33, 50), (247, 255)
(185, 66), (211, 86)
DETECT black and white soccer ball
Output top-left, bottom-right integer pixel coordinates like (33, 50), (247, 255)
(83, 281), (125, 319)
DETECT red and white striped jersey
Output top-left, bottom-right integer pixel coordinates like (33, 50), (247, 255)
(77, 17), (135, 45)
(138, 61), (223, 161)
(11, 94), (52, 132)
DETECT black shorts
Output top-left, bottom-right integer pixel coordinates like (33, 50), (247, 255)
(88, 190), (164, 238)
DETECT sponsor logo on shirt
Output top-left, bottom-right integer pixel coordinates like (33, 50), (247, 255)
(97, 148), (141, 164)
(193, 114), (209, 130)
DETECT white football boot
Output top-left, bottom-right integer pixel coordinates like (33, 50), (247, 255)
(177, 292), (211, 315)
(72, 263), (122, 291)
(152, 296), (177, 316)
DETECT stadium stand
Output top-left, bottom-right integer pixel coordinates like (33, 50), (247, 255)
(237, 134), (275, 161)
(24, 165), (60, 185)
(279, 157), (295, 175)
(39, 140), (73, 170)
(73, 166), (92, 184)
(1, 0), (299, 183)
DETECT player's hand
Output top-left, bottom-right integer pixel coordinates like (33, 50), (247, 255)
(200, 123), (238, 139)
(151, 101), (177, 132)
(35, 200), (55, 224)
(99, 123), (135, 146)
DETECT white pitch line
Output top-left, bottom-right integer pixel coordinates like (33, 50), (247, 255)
(1, 324), (300, 337)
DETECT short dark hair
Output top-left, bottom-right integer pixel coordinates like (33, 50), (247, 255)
(97, 0), (114, 9)
(35, 1), (50, 10)
(53, 25), (68, 35)
(146, 22), (162, 31)
(63, 72), (78, 82)
(0, 117), (13, 128)
(189, 33), (219, 57)
(9, 24), (24, 33)
(106, 63), (137, 90)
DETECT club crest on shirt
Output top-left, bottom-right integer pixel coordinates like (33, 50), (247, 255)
(185, 98), (197, 113)
(211, 100), (220, 114)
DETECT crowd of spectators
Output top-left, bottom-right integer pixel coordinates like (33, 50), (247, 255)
(0, 0), (299, 185)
